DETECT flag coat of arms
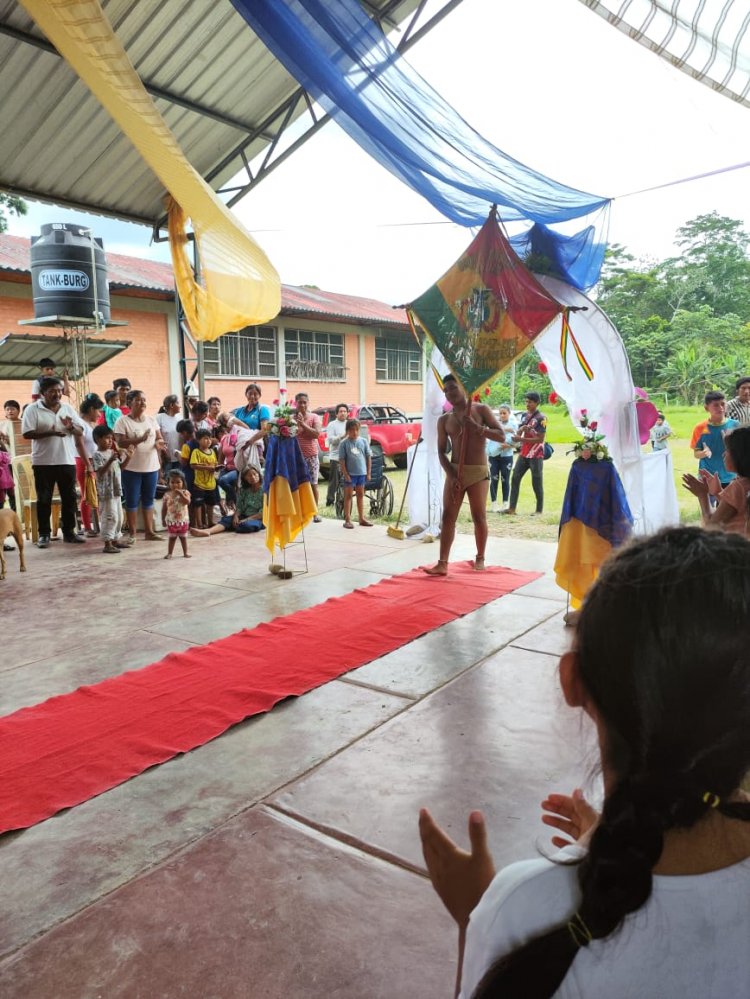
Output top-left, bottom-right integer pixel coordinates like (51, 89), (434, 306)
(407, 211), (563, 395)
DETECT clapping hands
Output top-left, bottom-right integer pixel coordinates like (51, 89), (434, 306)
(541, 788), (599, 849)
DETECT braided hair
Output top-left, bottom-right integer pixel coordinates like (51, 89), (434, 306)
(473, 527), (750, 999)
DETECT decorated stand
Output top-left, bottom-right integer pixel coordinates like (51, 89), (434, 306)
(554, 417), (633, 613)
(262, 403), (317, 579)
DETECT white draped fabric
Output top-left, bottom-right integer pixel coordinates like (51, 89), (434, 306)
(405, 348), (449, 538)
(580, 0), (750, 108)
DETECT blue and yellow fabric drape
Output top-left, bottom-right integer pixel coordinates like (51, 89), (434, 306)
(554, 459), (633, 606)
(262, 436), (317, 555)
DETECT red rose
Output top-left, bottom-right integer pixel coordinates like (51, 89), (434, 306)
(473, 394), (480, 402)
(589, 421), (598, 431)
(549, 391), (558, 405)
(484, 387), (491, 396)
(272, 398), (279, 406)
(537, 362), (548, 375)
(279, 387), (287, 394)
(280, 426), (290, 437)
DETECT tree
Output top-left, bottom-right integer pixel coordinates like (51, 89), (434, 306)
(672, 212), (750, 320)
(0, 193), (27, 233)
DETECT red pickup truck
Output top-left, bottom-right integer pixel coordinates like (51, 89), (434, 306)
(314, 404), (421, 471)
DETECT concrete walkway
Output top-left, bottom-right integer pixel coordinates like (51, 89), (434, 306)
(0, 521), (588, 998)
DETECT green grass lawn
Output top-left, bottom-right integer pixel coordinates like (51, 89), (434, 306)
(318, 405), (707, 542)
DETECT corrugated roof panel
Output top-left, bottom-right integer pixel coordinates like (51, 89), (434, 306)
(0, 333), (132, 380)
(0, 0), (426, 224)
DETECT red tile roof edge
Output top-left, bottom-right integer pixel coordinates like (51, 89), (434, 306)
(0, 234), (410, 328)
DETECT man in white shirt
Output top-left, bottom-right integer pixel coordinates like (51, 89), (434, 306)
(325, 403), (349, 506)
(21, 377), (87, 548)
(726, 376), (750, 426)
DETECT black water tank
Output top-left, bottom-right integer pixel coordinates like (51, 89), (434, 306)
(30, 223), (110, 324)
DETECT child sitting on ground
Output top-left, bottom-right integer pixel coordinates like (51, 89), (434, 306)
(92, 424), (134, 554)
(162, 469), (191, 559)
(190, 464), (265, 537)
(189, 427), (220, 529)
(420, 526), (750, 999)
(338, 419), (372, 530)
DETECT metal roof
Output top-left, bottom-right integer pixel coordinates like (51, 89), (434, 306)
(0, 332), (131, 381)
(0, 234), (410, 328)
(0, 0), (456, 231)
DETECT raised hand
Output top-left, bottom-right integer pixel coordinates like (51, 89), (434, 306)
(682, 472), (707, 498)
(418, 808), (496, 928)
(699, 468), (722, 496)
(541, 788), (599, 849)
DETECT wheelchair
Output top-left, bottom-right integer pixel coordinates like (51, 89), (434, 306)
(334, 449), (394, 519)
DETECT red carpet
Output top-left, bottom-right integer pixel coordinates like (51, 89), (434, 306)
(0, 563), (539, 833)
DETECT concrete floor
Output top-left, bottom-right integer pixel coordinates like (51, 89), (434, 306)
(0, 521), (590, 998)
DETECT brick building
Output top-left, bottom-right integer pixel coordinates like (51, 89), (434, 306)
(0, 235), (423, 415)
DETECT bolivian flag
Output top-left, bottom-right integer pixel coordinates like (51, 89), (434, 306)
(262, 435), (317, 554)
(554, 459), (633, 607)
(407, 209), (563, 395)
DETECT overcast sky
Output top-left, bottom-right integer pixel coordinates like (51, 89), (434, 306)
(9, 0), (750, 304)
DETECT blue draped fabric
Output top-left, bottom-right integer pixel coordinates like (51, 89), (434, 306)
(262, 434), (311, 495)
(232, 0), (611, 284)
(510, 219), (608, 292)
(559, 458), (633, 548)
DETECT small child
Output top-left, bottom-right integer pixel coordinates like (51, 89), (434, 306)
(338, 419), (373, 529)
(189, 427), (220, 529)
(162, 470), (191, 559)
(31, 358), (70, 401)
(3, 400), (20, 422)
(92, 424), (133, 554)
(190, 464), (264, 537)
(650, 411), (672, 451)
(0, 438), (14, 510)
(102, 390), (123, 431)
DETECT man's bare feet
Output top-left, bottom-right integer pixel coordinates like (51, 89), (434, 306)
(343, 521), (354, 529)
(423, 560), (448, 576)
(163, 553), (172, 560)
(190, 527), (210, 537)
(359, 519), (373, 527)
(472, 555), (486, 571)
(183, 553), (192, 558)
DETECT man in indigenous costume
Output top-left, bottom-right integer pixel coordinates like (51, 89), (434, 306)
(423, 375), (505, 576)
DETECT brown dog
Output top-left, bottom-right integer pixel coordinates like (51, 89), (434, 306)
(0, 508), (26, 580)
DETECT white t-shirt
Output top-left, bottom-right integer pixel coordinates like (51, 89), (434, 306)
(155, 412), (181, 460)
(80, 420), (97, 459)
(21, 400), (84, 465)
(113, 414), (161, 473)
(460, 846), (750, 999)
(326, 418), (348, 461)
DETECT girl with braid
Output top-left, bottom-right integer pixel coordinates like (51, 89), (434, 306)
(420, 526), (750, 999)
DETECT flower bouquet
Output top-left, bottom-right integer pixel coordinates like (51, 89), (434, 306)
(267, 401), (299, 438)
(570, 410), (611, 461)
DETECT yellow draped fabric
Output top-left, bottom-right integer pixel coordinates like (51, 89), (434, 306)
(263, 479), (317, 556)
(84, 471), (98, 510)
(21, 0), (280, 342)
(553, 518), (612, 608)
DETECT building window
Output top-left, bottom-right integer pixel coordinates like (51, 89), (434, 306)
(284, 328), (345, 381)
(376, 333), (422, 382)
(202, 326), (278, 377)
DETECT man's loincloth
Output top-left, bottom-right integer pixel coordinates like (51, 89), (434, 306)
(450, 462), (490, 489)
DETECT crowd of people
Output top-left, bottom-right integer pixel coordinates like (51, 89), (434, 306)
(0, 361), (386, 557)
